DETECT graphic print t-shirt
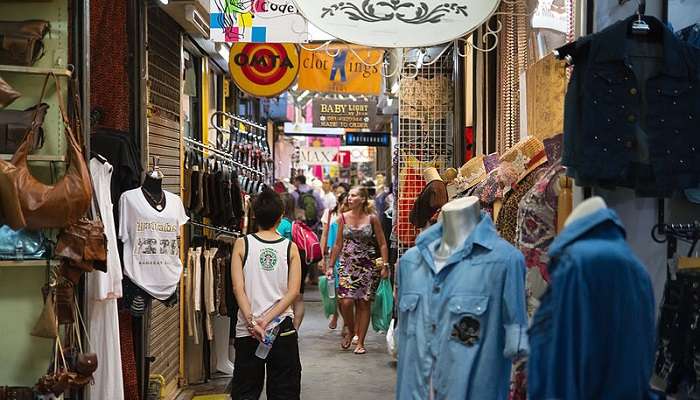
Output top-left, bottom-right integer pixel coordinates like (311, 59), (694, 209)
(119, 188), (189, 300)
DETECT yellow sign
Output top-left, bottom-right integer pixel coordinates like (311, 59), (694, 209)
(229, 43), (299, 98)
(298, 45), (384, 95)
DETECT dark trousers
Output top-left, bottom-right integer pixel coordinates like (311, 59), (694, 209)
(231, 317), (301, 400)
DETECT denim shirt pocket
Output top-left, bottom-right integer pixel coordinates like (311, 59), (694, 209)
(399, 293), (420, 337)
(447, 295), (489, 348)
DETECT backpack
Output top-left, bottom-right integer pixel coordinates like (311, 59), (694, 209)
(291, 221), (322, 264)
(297, 190), (319, 225)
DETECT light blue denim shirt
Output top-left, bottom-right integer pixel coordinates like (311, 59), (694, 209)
(396, 213), (529, 400)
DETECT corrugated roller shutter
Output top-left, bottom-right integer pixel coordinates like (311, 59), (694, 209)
(146, 3), (182, 398)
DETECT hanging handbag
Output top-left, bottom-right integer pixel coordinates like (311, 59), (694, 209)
(0, 20), (50, 66)
(0, 103), (49, 153)
(0, 224), (47, 260)
(0, 73), (92, 230)
(31, 286), (57, 339)
(70, 298), (98, 377)
(0, 387), (34, 400)
(52, 278), (75, 325)
(0, 76), (21, 108)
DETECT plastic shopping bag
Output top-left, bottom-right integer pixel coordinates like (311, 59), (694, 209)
(319, 276), (337, 318)
(372, 278), (394, 333)
(386, 318), (398, 360)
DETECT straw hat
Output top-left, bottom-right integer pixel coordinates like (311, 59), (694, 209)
(499, 136), (548, 183)
(457, 155), (488, 191)
(422, 167), (443, 184)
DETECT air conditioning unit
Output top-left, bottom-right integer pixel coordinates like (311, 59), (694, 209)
(160, 0), (210, 38)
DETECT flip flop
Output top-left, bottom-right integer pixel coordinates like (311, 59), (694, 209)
(328, 316), (338, 330)
(353, 347), (367, 355)
(352, 335), (359, 345)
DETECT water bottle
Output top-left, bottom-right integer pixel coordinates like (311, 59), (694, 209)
(327, 276), (336, 299)
(255, 323), (281, 359)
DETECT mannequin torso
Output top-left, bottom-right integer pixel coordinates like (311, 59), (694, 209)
(436, 196), (481, 258)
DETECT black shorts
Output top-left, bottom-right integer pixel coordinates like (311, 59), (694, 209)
(231, 317), (301, 400)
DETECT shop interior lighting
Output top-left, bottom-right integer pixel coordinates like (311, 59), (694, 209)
(159, 0), (168, 4)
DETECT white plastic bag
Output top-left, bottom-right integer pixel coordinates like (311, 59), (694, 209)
(386, 318), (398, 360)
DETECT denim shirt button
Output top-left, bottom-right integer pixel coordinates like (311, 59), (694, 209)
(594, 136), (599, 140)
(617, 137), (622, 142)
(689, 115), (694, 120)
(607, 118), (612, 123)
(593, 99), (598, 104)
(657, 89), (663, 95)
(660, 118), (665, 123)
(680, 159), (685, 164)
(666, 149), (672, 155)
(608, 89), (613, 94)
(674, 89), (679, 95)
(629, 88), (638, 95)
(675, 129), (681, 135)
(603, 148), (608, 152)
(673, 101), (678, 105)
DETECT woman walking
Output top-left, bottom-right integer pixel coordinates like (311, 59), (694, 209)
(328, 187), (389, 354)
(319, 192), (348, 330)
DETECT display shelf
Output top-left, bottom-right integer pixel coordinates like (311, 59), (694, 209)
(0, 154), (66, 162)
(0, 64), (73, 77)
(0, 259), (58, 268)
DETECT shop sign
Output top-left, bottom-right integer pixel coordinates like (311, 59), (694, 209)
(340, 146), (374, 163)
(229, 43), (299, 98)
(313, 99), (376, 130)
(299, 146), (339, 165)
(210, 0), (309, 43)
(283, 122), (345, 137)
(345, 132), (390, 147)
(292, 0), (501, 48)
(298, 45), (384, 96)
(334, 150), (351, 168)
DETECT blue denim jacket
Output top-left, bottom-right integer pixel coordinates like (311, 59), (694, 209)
(563, 16), (700, 195)
(397, 213), (528, 400)
(528, 208), (657, 400)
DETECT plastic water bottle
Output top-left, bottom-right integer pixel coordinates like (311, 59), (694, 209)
(255, 324), (281, 359)
(327, 276), (336, 298)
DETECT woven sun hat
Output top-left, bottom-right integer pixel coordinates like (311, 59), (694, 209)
(423, 166), (443, 184)
(499, 136), (548, 183)
(457, 155), (488, 191)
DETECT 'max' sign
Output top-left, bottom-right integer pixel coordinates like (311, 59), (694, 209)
(313, 99), (377, 130)
(292, 0), (501, 48)
(299, 147), (339, 165)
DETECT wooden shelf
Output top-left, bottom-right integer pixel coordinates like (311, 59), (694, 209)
(0, 259), (58, 268)
(0, 64), (73, 77)
(0, 154), (66, 162)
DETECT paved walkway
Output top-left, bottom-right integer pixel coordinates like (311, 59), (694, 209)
(183, 287), (397, 400)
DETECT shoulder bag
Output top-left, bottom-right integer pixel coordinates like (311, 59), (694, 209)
(0, 224), (47, 260)
(0, 73), (92, 230)
(0, 102), (49, 153)
(0, 76), (21, 108)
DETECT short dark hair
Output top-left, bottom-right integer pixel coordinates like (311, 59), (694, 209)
(253, 188), (284, 230)
(294, 175), (306, 185)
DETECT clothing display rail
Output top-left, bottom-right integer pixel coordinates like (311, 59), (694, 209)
(211, 111), (266, 131)
(188, 221), (241, 237)
(183, 137), (264, 178)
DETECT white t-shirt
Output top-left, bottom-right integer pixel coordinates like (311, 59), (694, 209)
(118, 188), (189, 300)
(236, 234), (294, 338)
(322, 191), (337, 211)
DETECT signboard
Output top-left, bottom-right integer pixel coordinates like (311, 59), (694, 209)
(345, 132), (390, 147)
(284, 122), (345, 137)
(229, 43), (299, 97)
(298, 45), (384, 95)
(292, 0), (501, 48)
(210, 0), (309, 43)
(340, 146), (374, 163)
(313, 99), (376, 130)
(335, 150), (351, 168)
(299, 146), (339, 165)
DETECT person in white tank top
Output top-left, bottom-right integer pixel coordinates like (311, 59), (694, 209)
(231, 188), (302, 400)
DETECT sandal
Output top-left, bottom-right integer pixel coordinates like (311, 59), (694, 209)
(341, 331), (353, 350)
(353, 347), (367, 355)
(328, 315), (338, 330)
(352, 335), (359, 345)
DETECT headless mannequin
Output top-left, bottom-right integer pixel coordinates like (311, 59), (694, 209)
(435, 196), (481, 259)
(141, 172), (165, 211)
(564, 196), (607, 227)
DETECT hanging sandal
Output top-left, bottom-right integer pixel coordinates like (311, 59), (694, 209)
(353, 347), (367, 355)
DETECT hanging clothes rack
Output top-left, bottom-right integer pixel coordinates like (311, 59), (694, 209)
(211, 111), (266, 131)
(188, 220), (241, 237)
(183, 136), (265, 178)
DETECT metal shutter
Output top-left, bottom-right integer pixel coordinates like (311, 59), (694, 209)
(146, 3), (182, 398)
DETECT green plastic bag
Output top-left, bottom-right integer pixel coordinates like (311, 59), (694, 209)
(372, 278), (394, 333)
(319, 276), (337, 318)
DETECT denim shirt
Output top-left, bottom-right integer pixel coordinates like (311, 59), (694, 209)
(397, 213), (528, 400)
(563, 16), (700, 195)
(528, 208), (656, 400)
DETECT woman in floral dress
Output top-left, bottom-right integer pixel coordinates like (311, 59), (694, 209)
(328, 187), (389, 354)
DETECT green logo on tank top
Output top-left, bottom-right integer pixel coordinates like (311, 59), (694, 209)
(259, 248), (279, 271)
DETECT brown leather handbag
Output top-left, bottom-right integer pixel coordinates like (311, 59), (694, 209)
(0, 74), (92, 230)
(0, 103), (49, 153)
(0, 76), (20, 108)
(0, 20), (50, 66)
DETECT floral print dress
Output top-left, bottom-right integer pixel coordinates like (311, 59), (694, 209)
(337, 223), (379, 301)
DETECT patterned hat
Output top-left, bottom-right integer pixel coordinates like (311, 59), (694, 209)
(499, 136), (548, 183)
